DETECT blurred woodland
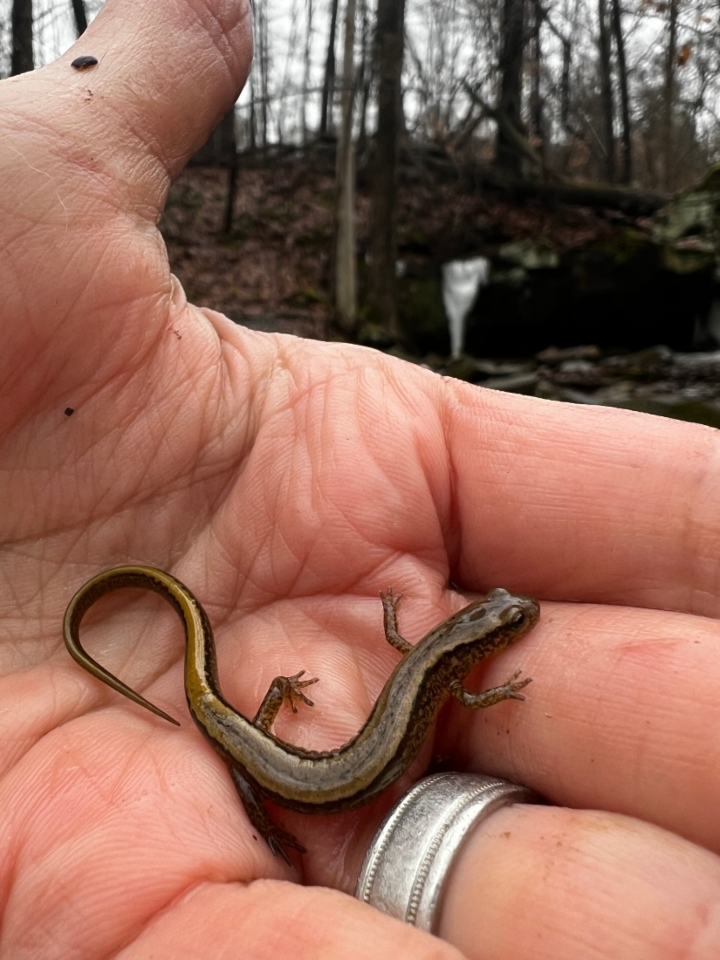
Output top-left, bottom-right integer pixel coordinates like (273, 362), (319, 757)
(4, 0), (720, 418)
(7, 0), (717, 186)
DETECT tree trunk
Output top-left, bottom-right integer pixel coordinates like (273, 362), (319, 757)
(335, 0), (358, 332)
(610, 0), (632, 183)
(529, 0), (544, 157)
(356, 0), (372, 150)
(368, 0), (406, 336)
(527, 0), (572, 138)
(495, 0), (525, 177)
(597, 0), (615, 182)
(560, 36), (571, 134)
(247, 0), (257, 151)
(11, 0), (34, 76)
(661, 0), (678, 189)
(255, 0), (269, 147)
(70, 0), (88, 36)
(221, 109), (239, 236)
(320, 0), (340, 135)
(301, 0), (314, 143)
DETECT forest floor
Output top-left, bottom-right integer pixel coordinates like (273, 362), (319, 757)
(162, 163), (333, 340)
(161, 158), (616, 340)
(161, 160), (720, 427)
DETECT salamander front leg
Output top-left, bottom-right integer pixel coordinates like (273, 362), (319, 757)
(449, 669), (532, 708)
(380, 588), (413, 655)
(229, 767), (306, 864)
(253, 670), (319, 731)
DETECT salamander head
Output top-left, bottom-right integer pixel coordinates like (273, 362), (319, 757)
(429, 588), (540, 658)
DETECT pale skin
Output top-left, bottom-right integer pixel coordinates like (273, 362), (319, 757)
(2, 1), (720, 958)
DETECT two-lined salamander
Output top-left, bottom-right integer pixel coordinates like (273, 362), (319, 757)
(63, 565), (539, 862)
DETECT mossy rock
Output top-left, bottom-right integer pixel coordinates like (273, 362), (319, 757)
(357, 322), (396, 349)
(596, 227), (653, 266)
(697, 163), (720, 192)
(661, 243), (715, 275)
(653, 190), (720, 247)
(396, 275), (450, 356)
(498, 241), (559, 270)
(284, 287), (327, 308)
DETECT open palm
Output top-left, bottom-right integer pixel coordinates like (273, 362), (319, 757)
(2, 2), (720, 959)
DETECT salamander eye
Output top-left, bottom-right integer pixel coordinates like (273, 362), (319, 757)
(508, 607), (525, 626)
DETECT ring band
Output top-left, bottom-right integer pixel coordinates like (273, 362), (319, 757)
(355, 772), (542, 933)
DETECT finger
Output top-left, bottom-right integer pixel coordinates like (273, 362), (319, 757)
(441, 804), (720, 960)
(117, 881), (462, 960)
(0, 0), (252, 421)
(443, 379), (720, 616)
(0, 713), (285, 958)
(442, 601), (720, 854)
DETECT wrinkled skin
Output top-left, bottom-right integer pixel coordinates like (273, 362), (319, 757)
(2, 2), (720, 958)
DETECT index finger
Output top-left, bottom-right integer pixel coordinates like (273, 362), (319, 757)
(443, 381), (720, 616)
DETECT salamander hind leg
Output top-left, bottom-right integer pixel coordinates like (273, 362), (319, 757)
(450, 669), (532, 708)
(229, 767), (306, 864)
(253, 670), (319, 731)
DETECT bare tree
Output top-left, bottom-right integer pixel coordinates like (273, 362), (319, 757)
(320, 0), (340, 134)
(221, 108), (239, 236)
(661, 0), (679, 188)
(560, 20), (572, 133)
(356, 0), (373, 148)
(529, 0), (573, 137)
(368, 0), (407, 336)
(254, 0), (270, 147)
(495, 0), (526, 176)
(301, 0), (314, 142)
(610, 0), (632, 182)
(70, 0), (88, 36)
(11, 0), (33, 76)
(597, 0), (616, 181)
(277, 0), (303, 141)
(336, 0), (358, 331)
(529, 0), (544, 155)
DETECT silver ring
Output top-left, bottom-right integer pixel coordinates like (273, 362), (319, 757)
(355, 772), (542, 933)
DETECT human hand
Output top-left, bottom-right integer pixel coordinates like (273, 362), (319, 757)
(2, 1), (720, 958)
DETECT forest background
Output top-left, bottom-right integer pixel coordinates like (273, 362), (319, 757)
(2, 0), (720, 425)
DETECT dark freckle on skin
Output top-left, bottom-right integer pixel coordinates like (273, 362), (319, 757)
(71, 55), (98, 69)
(64, 407), (74, 416)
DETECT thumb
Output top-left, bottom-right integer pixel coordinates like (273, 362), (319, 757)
(0, 0), (251, 416)
(52, 0), (253, 183)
